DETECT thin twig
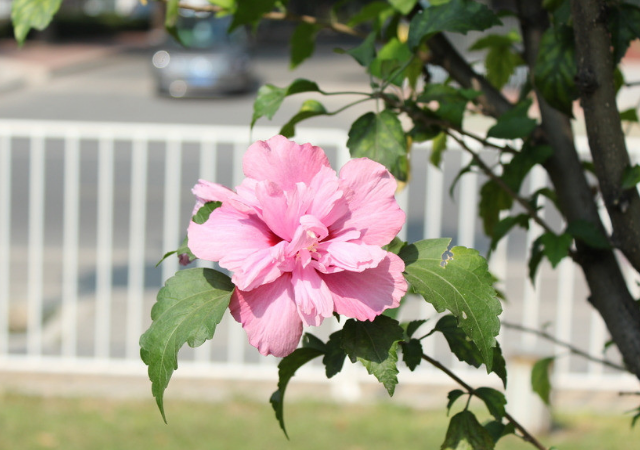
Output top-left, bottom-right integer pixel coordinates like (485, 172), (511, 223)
(619, 391), (640, 396)
(502, 321), (627, 372)
(625, 81), (640, 88)
(421, 353), (548, 450)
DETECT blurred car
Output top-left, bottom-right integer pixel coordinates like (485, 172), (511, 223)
(151, 11), (257, 98)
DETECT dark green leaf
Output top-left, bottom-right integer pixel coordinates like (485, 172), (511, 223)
(566, 220), (611, 249)
(488, 214), (530, 257)
(622, 164), (640, 190)
(629, 406), (640, 428)
(404, 319), (427, 339)
(408, 0), (501, 50)
(399, 239), (502, 371)
(347, 1), (394, 28)
(369, 38), (413, 86)
(323, 330), (347, 378)
(474, 387), (507, 420)
(531, 357), (555, 405)
(534, 24), (578, 117)
(470, 31), (523, 90)
(192, 201), (222, 225)
(230, 0), (276, 31)
(302, 332), (326, 352)
(347, 32), (377, 67)
(251, 79), (321, 127)
(487, 99), (537, 140)
(479, 180), (513, 236)
(446, 389), (466, 415)
(434, 315), (483, 369)
(484, 420), (515, 444)
(431, 132), (448, 167)
(529, 236), (544, 282)
(11, 0), (63, 44)
(270, 347), (324, 438)
(385, 237), (408, 255)
(347, 110), (409, 181)
(279, 100), (328, 138)
(290, 23), (320, 69)
(418, 85), (475, 128)
(401, 338), (423, 371)
(609, 4), (640, 65)
(139, 268), (234, 422)
(389, 0), (418, 14)
(492, 343), (508, 388)
(342, 315), (404, 364)
(539, 232), (573, 267)
(620, 108), (639, 123)
(359, 342), (401, 395)
(410, 120), (442, 144)
(441, 410), (496, 450)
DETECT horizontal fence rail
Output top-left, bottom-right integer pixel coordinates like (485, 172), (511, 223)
(0, 119), (638, 395)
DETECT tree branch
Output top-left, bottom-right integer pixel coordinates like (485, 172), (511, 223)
(501, 321), (627, 372)
(421, 353), (548, 450)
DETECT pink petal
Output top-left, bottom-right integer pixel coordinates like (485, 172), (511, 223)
(187, 206), (280, 273)
(243, 135), (331, 191)
(335, 158), (405, 246)
(316, 241), (387, 272)
(255, 181), (313, 241)
(232, 240), (287, 291)
(230, 274), (303, 357)
(322, 253), (407, 321)
(307, 165), (349, 227)
(191, 179), (236, 214)
(292, 264), (334, 327)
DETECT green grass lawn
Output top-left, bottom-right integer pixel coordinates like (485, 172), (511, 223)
(0, 392), (637, 450)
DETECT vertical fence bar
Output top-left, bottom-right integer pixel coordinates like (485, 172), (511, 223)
(554, 259), (575, 375)
(62, 132), (80, 358)
(126, 135), (148, 360)
(27, 132), (45, 357)
(94, 135), (114, 359)
(162, 135), (183, 284)
(0, 128), (10, 356)
(588, 310), (606, 375)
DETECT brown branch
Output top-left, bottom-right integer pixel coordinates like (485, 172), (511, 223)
(501, 321), (627, 372)
(421, 353), (548, 450)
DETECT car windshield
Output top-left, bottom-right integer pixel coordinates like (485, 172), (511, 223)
(172, 12), (247, 49)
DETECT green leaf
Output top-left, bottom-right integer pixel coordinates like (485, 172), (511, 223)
(609, 4), (640, 65)
(164, 0), (180, 30)
(230, 0), (276, 31)
(534, 24), (578, 117)
(389, 0), (418, 15)
(139, 268), (234, 422)
(301, 332), (326, 352)
(434, 315), (483, 369)
(628, 406), (640, 428)
(399, 239), (502, 371)
(529, 236), (544, 281)
(290, 23), (320, 69)
(492, 343), (508, 389)
(342, 316), (404, 395)
(539, 232), (573, 267)
(192, 201), (222, 225)
(401, 338), (423, 371)
(323, 330), (347, 378)
(479, 181), (512, 236)
(531, 357), (555, 405)
(487, 99), (537, 140)
(11, 0), (63, 45)
(404, 319), (427, 339)
(431, 132), (448, 167)
(418, 85), (477, 128)
(369, 38), (413, 86)
(347, 1), (394, 28)
(566, 220), (611, 250)
(470, 31), (524, 90)
(622, 164), (640, 190)
(270, 347), (324, 438)
(488, 214), (529, 257)
(474, 387), (507, 420)
(279, 100), (328, 138)
(408, 0), (501, 50)
(156, 235), (196, 267)
(384, 237), (408, 255)
(484, 420), (515, 444)
(620, 108), (639, 123)
(347, 110), (409, 181)
(347, 32), (377, 67)
(441, 410), (496, 450)
(251, 79), (320, 127)
(446, 389), (466, 415)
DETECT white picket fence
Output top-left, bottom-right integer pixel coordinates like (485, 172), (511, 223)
(0, 119), (637, 396)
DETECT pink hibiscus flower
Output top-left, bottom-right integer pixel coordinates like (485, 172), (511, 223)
(187, 135), (408, 357)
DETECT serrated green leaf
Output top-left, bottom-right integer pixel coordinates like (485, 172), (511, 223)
(290, 22), (320, 69)
(404, 319), (427, 339)
(279, 100), (328, 138)
(389, 0), (418, 14)
(401, 338), (423, 371)
(534, 24), (577, 117)
(487, 99), (537, 140)
(442, 410), (496, 450)
(11, 0), (63, 44)
(609, 4), (640, 65)
(229, 0), (276, 31)
(539, 232), (572, 267)
(620, 108), (639, 123)
(408, 0), (501, 50)
(359, 341), (400, 396)
(434, 315), (483, 369)
(139, 268), (234, 422)
(566, 220), (611, 250)
(474, 387), (507, 420)
(447, 389), (466, 415)
(323, 330), (347, 378)
(431, 132), (448, 167)
(192, 201), (222, 225)
(492, 343), (507, 389)
(251, 79), (321, 127)
(531, 357), (555, 405)
(622, 164), (640, 190)
(342, 315), (404, 364)
(399, 239), (501, 371)
(270, 347), (324, 438)
(347, 31), (377, 67)
(347, 110), (409, 181)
